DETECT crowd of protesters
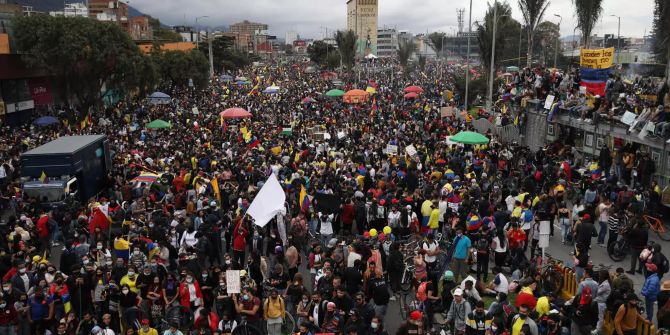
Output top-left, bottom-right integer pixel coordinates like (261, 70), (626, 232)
(0, 58), (668, 335)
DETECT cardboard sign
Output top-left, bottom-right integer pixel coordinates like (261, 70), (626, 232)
(405, 145), (417, 157)
(191, 107), (199, 114)
(226, 270), (240, 294)
(544, 95), (555, 110)
(621, 111), (637, 125)
(579, 86), (587, 94)
(580, 48), (615, 69)
(385, 144), (398, 154)
(441, 107), (454, 117)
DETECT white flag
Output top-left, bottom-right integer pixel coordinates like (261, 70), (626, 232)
(247, 173), (286, 227)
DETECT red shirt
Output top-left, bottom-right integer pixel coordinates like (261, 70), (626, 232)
(37, 215), (49, 238)
(232, 222), (248, 251)
(341, 204), (355, 225)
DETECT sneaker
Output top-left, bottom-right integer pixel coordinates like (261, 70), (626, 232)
(52, 242), (60, 247)
(389, 296), (396, 301)
(598, 243), (606, 247)
(626, 270), (636, 275)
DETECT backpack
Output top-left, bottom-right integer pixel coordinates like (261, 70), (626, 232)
(416, 281), (428, 302)
(659, 253), (670, 275)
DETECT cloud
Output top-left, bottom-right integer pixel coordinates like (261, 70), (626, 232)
(130, 0), (654, 39)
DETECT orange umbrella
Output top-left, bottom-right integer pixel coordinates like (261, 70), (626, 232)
(403, 85), (424, 93)
(219, 108), (252, 119)
(404, 92), (418, 99)
(343, 89), (370, 104)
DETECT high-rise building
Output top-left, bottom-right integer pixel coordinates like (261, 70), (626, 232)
(346, 0), (378, 56)
(377, 28), (398, 58)
(87, 0), (128, 27)
(285, 30), (298, 46)
(230, 20), (268, 36)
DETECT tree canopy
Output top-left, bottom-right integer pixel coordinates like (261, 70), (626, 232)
(197, 36), (257, 72)
(335, 30), (357, 69)
(13, 15), (144, 111)
(653, 0), (670, 81)
(426, 32), (447, 58)
(573, 0), (603, 47)
(518, 0), (550, 67)
(477, 1), (514, 77)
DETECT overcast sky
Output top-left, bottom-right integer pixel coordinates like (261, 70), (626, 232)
(130, 0), (654, 40)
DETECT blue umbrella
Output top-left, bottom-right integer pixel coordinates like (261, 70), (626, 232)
(220, 75), (233, 82)
(149, 92), (170, 99)
(33, 116), (59, 127)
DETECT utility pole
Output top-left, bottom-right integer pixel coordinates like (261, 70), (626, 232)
(208, 28), (214, 77)
(487, 0), (498, 110)
(464, 0), (472, 112)
(553, 14), (562, 69)
(517, 24), (522, 68)
(610, 15), (621, 66)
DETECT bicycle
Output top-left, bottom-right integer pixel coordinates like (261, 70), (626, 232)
(280, 312), (296, 335)
(232, 316), (263, 335)
(400, 256), (416, 291)
(643, 214), (670, 241)
(159, 306), (182, 333)
(608, 237), (630, 262)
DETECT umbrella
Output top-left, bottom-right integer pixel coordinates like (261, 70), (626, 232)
(234, 76), (248, 81)
(366, 86), (377, 94)
(146, 119), (172, 129)
(302, 97), (316, 104)
(149, 92), (170, 99)
(449, 131), (490, 145)
(506, 66), (520, 72)
(33, 116), (59, 126)
(220, 108), (252, 119)
(263, 86), (280, 94)
(403, 85), (424, 93)
(325, 89), (345, 97)
(365, 53), (378, 59)
(220, 75), (233, 82)
(343, 89), (370, 104)
(404, 92), (418, 99)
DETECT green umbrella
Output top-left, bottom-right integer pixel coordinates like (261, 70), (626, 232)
(146, 119), (172, 129)
(325, 89), (345, 97)
(449, 131), (490, 145)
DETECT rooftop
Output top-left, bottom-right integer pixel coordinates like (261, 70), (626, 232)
(23, 135), (105, 155)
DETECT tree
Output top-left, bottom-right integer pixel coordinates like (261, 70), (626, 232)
(498, 20), (527, 67)
(335, 30), (357, 70)
(426, 32), (447, 58)
(518, 0), (550, 67)
(13, 15), (144, 112)
(533, 21), (561, 66)
(307, 40), (335, 67)
(148, 16), (183, 42)
(652, 0), (670, 84)
(397, 38), (414, 69)
(453, 71), (488, 107)
(154, 50), (209, 89)
(573, 0), (604, 47)
(197, 36), (254, 72)
(477, 1), (514, 77)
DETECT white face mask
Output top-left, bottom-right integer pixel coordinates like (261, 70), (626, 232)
(186, 277), (193, 283)
(122, 288), (129, 294)
(127, 271), (135, 277)
(371, 322), (378, 329)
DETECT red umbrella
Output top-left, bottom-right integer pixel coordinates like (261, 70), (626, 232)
(403, 85), (424, 93)
(219, 108), (252, 119)
(404, 92), (418, 99)
(302, 97), (316, 104)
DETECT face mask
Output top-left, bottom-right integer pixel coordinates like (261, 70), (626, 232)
(519, 314), (527, 319)
(242, 294), (249, 301)
(302, 298), (309, 303)
(0, 303), (6, 308)
(97, 245), (103, 250)
(219, 282), (226, 286)
(122, 288), (129, 294)
(186, 277), (193, 283)
(19, 268), (26, 274)
(149, 224), (154, 228)
(225, 260), (231, 265)
(2, 287), (9, 292)
(143, 326), (149, 331)
(371, 323), (378, 329)
(83, 260), (90, 265)
(127, 271), (135, 277)
(202, 274), (208, 279)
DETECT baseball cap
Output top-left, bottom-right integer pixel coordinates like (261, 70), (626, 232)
(453, 288), (464, 296)
(141, 319), (150, 325)
(409, 310), (422, 321)
(91, 326), (102, 334)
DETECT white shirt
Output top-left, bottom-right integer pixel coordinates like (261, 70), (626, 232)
(422, 241), (438, 263)
(319, 214), (334, 235)
(387, 211), (401, 228)
(505, 195), (515, 212)
(493, 273), (509, 294)
(438, 200), (448, 223)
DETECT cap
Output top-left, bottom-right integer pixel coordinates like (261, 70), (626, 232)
(240, 270), (247, 277)
(141, 319), (150, 325)
(409, 310), (422, 321)
(453, 288), (463, 296)
(582, 214), (591, 221)
(443, 270), (454, 280)
(327, 302), (336, 309)
(91, 326), (102, 334)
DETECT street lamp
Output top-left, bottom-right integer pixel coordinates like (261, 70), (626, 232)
(464, 0), (473, 112)
(610, 15), (621, 66)
(553, 14), (562, 69)
(487, 1), (508, 110)
(195, 16), (209, 49)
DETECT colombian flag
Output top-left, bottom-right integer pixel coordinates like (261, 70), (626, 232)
(299, 185), (310, 212)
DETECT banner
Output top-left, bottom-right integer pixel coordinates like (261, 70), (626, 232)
(28, 78), (53, 106)
(579, 67), (611, 82)
(580, 80), (606, 96)
(580, 48), (615, 69)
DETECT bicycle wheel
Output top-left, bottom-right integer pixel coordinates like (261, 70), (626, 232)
(656, 220), (670, 241)
(233, 324), (264, 335)
(608, 240), (626, 262)
(281, 313), (296, 335)
(400, 269), (413, 291)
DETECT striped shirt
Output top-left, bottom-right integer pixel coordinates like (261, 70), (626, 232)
(608, 215), (620, 231)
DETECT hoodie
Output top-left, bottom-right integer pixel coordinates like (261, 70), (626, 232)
(641, 273), (660, 302)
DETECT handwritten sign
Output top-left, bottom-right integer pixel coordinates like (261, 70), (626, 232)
(580, 48), (615, 69)
(405, 145), (417, 157)
(441, 106), (454, 117)
(544, 95), (555, 110)
(385, 144), (398, 154)
(226, 270), (240, 294)
(621, 111), (637, 125)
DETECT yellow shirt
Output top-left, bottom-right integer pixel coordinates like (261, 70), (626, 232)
(428, 209), (441, 229)
(139, 328), (158, 335)
(421, 200), (433, 218)
(512, 316), (526, 335)
(120, 274), (139, 294)
(535, 296), (550, 317)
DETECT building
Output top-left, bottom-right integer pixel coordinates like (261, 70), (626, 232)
(88, 0), (128, 28)
(230, 20), (268, 36)
(128, 16), (152, 40)
(443, 32), (480, 61)
(49, 3), (88, 17)
(137, 41), (195, 54)
(346, 0), (378, 56)
(173, 26), (196, 42)
(285, 30), (298, 46)
(377, 28), (398, 58)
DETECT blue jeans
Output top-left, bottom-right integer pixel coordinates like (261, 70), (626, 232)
(575, 266), (585, 283)
(560, 218), (571, 242)
(646, 297), (655, 322)
(597, 221), (607, 244)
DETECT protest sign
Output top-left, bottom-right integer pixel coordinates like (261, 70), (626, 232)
(441, 106), (454, 117)
(226, 270), (240, 294)
(580, 48), (615, 69)
(544, 95), (555, 110)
